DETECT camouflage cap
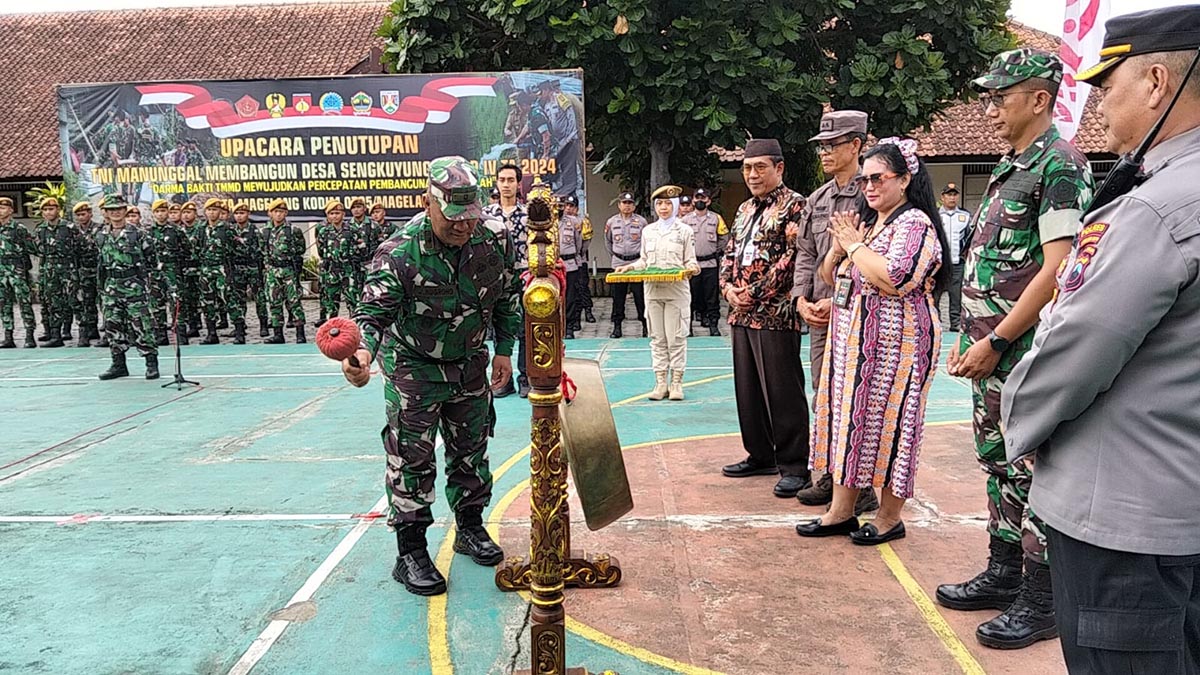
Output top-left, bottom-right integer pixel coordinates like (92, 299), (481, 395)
(428, 155), (483, 221)
(972, 48), (1063, 90)
(99, 194), (127, 211)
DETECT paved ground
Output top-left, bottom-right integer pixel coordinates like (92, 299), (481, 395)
(0, 297), (1063, 675)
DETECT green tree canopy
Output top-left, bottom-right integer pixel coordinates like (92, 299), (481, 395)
(379, 0), (1011, 197)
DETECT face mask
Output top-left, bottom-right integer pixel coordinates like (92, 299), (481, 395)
(695, 201), (708, 211)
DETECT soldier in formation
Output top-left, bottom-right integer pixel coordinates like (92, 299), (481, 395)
(193, 198), (238, 344)
(95, 194), (159, 380)
(179, 202), (202, 337)
(0, 196), (36, 348)
(70, 201), (101, 347)
(229, 201), (268, 339)
(262, 199), (307, 344)
(33, 197), (82, 348)
(315, 199), (365, 326)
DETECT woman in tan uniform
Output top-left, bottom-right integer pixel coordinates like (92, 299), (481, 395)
(614, 185), (699, 400)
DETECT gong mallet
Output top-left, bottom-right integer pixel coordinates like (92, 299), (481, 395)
(315, 316), (362, 368)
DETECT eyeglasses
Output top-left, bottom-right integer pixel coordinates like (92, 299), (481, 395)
(816, 139), (856, 154)
(854, 172), (900, 188)
(978, 89), (1037, 112)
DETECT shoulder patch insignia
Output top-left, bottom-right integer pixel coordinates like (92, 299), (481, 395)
(1060, 222), (1109, 294)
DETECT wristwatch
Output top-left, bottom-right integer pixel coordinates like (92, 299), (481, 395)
(846, 242), (866, 259)
(987, 330), (1010, 353)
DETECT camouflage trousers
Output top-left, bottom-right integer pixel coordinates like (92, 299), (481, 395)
(962, 331), (1046, 563)
(198, 266), (242, 325)
(151, 264), (183, 330)
(181, 268), (201, 326)
(38, 262), (74, 331)
(0, 268), (35, 332)
(265, 266), (305, 327)
(319, 266), (359, 319)
(101, 278), (157, 357)
(229, 265), (267, 322)
(381, 361), (496, 528)
(73, 269), (99, 332)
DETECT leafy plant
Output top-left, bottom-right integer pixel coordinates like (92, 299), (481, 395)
(23, 181), (68, 214)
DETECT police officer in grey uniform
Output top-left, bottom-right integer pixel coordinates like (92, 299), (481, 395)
(683, 188), (728, 336)
(558, 194), (585, 339)
(605, 192), (648, 338)
(938, 184), (972, 331)
(1001, 7), (1200, 672)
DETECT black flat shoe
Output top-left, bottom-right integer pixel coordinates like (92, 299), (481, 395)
(773, 475), (812, 498)
(795, 516), (861, 538)
(849, 521), (906, 546)
(722, 459), (778, 478)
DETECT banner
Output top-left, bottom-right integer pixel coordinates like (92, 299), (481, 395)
(57, 70), (585, 219)
(1055, 0), (1108, 142)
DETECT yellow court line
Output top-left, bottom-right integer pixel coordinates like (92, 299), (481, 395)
(878, 544), (987, 675)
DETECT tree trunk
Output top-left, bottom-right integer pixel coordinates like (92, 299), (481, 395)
(648, 138), (673, 192)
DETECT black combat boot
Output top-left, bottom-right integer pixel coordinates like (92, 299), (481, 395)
(38, 327), (52, 342)
(62, 323), (73, 340)
(86, 324), (100, 341)
(95, 335), (109, 348)
(709, 322), (722, 337)
(201, 318), (219, 345)
(24, 329), (37, 348)
(610, 323), (622, 339)
(44, 326), (64, 348)
(233, 319), (247, 345)
(640, 317), (649, 337)
(294, 325), (306, 344)
(392, 526), (446, 596)
(216, 314), (228, 330)
(75, 329), (91, 347)
(156, 326), (169, 346)
(257, 311), (269, 337)
(264, 325), (286, 344)
(936, 536), (1023, 611)
(0, 329), (14, 349)
(98, 350), (129, 380)
(565, 326), (575, 340)
(584, 308), (596, 323)
(314, 311), (326, 328)
(453, 506), (505, 566)
(186, 319), (200, 338)
(144, 354), (160, 380)
(975, 559), (1057, 649)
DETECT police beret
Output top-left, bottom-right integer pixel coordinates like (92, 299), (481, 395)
(1078, 6), (1200, 84)
(266, 198), (288, 211)
(203, 198), (224, 210)
(151, 199), (169, 210)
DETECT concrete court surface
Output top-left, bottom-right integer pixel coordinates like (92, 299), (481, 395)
(0, 329), (1067, 675)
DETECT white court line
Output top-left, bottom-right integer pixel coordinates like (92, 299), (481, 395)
(227, 494), (388, 675)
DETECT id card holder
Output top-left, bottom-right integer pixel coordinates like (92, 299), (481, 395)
(833, 274), (853, 309)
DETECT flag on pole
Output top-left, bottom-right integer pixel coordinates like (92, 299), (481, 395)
(1055, 0), (1110, 142)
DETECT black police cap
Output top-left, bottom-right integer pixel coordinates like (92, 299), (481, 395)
(1078, 5), (1200, 84)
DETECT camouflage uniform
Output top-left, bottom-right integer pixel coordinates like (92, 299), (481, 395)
(0, 210), (37, 346)
(354, 158), (521, 530)
(34, 215), (83, 344)
(182, 215), (204, 334)
(73, 219), (101, 342)
(150, 220), (191, 339)
(316, 219), (365, 321)
(229, 220), (266, 334)
(348, 214), (373, 290)
(193, 218), (239, 339)
(961, 52), (1095, 564)
(97, 214), (158, 359)
(263, 214), (307, 337)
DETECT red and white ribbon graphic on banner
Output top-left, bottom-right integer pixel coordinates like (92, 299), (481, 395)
(136, 76), (498, 139)
(1055, 0), (1109, 142)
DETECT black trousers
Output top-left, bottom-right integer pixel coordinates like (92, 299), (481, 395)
(1047, 526), (1200, 674)
(947, 262), (964, 329)
(689, 267), (721, 325)
(610, 280), (644, 323)
(565, 268), (586, 326)
(731, 325), (810, 477)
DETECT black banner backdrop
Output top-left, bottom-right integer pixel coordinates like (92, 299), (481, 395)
(58, 69), (585, 220)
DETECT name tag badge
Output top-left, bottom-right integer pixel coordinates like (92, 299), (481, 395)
(833, 275), (853, 309)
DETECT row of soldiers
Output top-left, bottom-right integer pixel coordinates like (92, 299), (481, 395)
(0, 193), (401, 352)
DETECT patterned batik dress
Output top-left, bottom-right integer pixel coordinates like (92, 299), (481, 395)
(809, 204), (943, 499)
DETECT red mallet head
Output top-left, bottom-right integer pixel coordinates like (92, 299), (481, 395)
(316, 316), (362, 368)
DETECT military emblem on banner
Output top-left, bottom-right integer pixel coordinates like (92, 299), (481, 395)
(235, 95), (260, 118)
(293, 93), (312, 114)
(351, 91), (373, 116)
(265, 93), (286, 118)
(319, 92), (343, 115)
(380, 90), (400, 115)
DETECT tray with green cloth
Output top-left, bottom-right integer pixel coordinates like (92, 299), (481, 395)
(604, 266), (690, 283)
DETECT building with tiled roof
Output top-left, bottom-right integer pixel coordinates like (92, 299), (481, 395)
(0, 1), (389, 213)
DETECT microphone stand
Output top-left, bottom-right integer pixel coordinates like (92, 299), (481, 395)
(162, 297), (198, 390)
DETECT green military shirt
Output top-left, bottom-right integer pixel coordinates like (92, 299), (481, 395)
(194, 221), (234, 268)
(264, 221), (306, 270)
(355, 212), (522, 383)
(316, 221), (366, 269)
(962, 125), (1094, 343)
(0, 220), (35, 273)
